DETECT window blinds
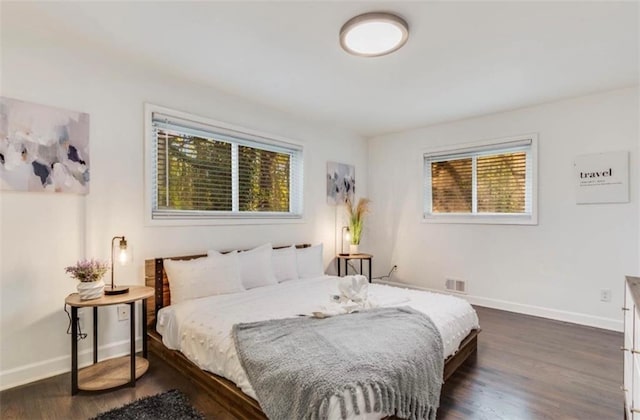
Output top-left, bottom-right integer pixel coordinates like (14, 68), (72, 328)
(424, 138), (533, 216)
(152, 112), (303, 219)
(476, 151), (528, 213)
(429, 158), (473, 213)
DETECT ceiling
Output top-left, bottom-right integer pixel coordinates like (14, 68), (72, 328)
(4, 1), (639, 137)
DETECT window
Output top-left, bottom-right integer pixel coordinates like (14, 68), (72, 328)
(423, 135), (537, 225)
(147, 105), (303, 222)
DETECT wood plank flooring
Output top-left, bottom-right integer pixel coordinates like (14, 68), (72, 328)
(439, 307), (623, 419)
(0, 306), (623, 419)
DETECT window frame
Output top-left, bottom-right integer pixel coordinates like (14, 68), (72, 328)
(144, 104), (305, 226)
(422, 134), (538, 225)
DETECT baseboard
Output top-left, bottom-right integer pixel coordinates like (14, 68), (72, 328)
(376, 280), (623, 332)
(0, 337), (143, 391)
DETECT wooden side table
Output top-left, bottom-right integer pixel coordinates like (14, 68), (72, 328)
(336, 253), (373, 283)
(65, 285), (154, 395)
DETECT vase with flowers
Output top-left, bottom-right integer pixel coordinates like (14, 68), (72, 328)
(346, 197), (370, 255)
(65, 259), (109, 300)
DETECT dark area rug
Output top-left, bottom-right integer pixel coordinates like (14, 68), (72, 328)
(91, 389), (205, 420)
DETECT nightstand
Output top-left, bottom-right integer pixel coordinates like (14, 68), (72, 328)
(65, 285), (154, 395)
(335, 253), (373, 283)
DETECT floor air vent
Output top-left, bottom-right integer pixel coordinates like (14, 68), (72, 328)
(445, 279), (466, 294)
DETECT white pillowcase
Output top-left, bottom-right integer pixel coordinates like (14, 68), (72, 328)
(210, 244), (278, 289)
(296, 244), (324, 279)
(164, 252), (243, 304)
(272, 245), (299, 283)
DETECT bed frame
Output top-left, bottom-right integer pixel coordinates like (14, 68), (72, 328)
(144, 246), (480, 420)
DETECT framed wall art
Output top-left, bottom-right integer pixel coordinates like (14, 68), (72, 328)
(0, 97), (90, 194)
(574, 151), (629, 204)
(326, 161), (355, 205)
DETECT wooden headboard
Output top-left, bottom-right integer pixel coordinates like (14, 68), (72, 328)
(144, 244), (310, 330)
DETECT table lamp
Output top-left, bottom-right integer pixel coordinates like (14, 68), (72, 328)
(105, 235), (130, 295)
(339, 226), (351, 256)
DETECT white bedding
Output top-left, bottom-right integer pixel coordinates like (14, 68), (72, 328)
(157, 276), (479, 419)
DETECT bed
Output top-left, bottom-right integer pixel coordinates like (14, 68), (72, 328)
(145, 245), (480, 420)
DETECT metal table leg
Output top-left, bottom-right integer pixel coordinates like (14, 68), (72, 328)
(129, 301), (135, 387)
(93, 307), (98, 364)
(71, 306), (78, 395)
(142, 298), (148, 358)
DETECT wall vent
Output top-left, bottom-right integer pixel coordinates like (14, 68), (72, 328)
(445, 278), (466, 294)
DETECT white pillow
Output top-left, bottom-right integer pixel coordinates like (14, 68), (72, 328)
(208, 251), (243, 296)
(164, 252), (243, 304)
(211, 244), (278, 289)
(272, 245), (299, 283)
(296, 244), (324, 279)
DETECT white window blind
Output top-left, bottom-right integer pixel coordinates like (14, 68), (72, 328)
(423, 136), (537, 224)
(151, 112), (303, 220)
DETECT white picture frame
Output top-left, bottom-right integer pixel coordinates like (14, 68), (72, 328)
(574, 151), (629, 204)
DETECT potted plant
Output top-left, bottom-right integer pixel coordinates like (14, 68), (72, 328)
(345, 197), (370, 255)
(65, 259), (109, 300)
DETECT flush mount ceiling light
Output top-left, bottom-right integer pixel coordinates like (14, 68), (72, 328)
(340, 12), (409, 57)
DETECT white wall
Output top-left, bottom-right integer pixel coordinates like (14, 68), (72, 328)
(0, 15), (367, 389)
(368, 87), (638, 331)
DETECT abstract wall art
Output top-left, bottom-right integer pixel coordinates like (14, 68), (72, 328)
(0, 97), (90, 194)
(327, 161), (355, 205)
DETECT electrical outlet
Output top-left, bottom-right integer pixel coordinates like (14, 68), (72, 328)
(600, 289), (611, 302)
(117, 305), (129, 321)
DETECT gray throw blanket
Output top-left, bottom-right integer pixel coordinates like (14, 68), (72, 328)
(232, 306), (443, 420)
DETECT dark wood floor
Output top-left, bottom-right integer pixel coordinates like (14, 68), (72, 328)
(0, 306), (623, 419)
(439, 307), (622, 419)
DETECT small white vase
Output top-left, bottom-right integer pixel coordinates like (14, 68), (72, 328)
(77, 279), (105, 300)
(349, 244), (359, 255)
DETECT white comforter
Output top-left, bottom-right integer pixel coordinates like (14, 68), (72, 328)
(157, 276), (479, 419)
